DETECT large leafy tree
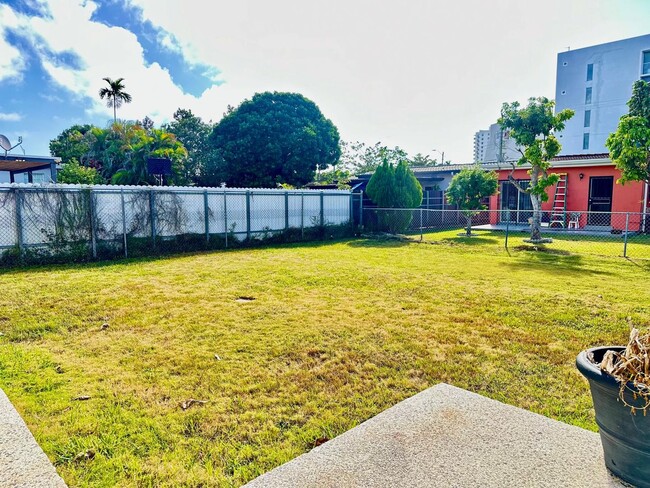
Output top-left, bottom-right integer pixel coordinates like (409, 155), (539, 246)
(498, 97), (574, 242)
(339, 141), (443, 176)
(99, 77), (132, 123)
(163, 108), (217, 185)
(340, 141), (409, 175)
(606, 80), (650, 185)
(446, 166), (498, 236)
(209, 92), (341, 188)
(49, 124), (96, 164)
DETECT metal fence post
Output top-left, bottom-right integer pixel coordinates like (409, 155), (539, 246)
(89, 190), (97, 259)
(223, 190), (228, 248)
(15, 189), (23, 255)
(121, 189), (128, 258)
(246, 190), (251, 240)
(420, 208), (423, 241)
(301, 192), (305, 240)
(150, 189), (156, 249)
(349, 192), (354, 226)
(284, 191), (289, 230)
(359, 191), (364, 227)
(320, 191), (325, 226)
(204, 189), (210, 243)
(505, 210), (510, 250)
(623, 212), (630, 258)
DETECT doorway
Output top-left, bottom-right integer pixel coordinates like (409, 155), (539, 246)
(499, 180), (533, 223)
(587, 176), (613, 226)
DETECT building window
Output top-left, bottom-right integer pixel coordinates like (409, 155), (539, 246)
(583, 133), (590, 150)
(643, 51), (650, 76)
(585, 87), (592, 104)
(586, 63), (593, 81)
(584, 110), (591, 128)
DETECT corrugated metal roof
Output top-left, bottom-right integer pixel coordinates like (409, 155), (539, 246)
(0, 182), (351, 194)
(358, 164), (472, 177)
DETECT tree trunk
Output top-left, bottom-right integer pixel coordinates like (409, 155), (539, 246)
(529, 169), (542, 241)
(465, 214), (472, 237)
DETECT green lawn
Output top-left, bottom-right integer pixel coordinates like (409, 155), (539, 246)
(417, 227), (650, 259)
(0, 239), (648, 487)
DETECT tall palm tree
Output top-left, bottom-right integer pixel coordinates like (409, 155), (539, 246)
(98, 77), (132, 123)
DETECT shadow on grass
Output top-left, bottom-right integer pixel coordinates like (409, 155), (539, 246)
(0, 238), (359, 276)
(439, 236), (501, 246)
(624, 257), (650, 270)
(345, 238), (411, 249)
(499, 249), (615, 276)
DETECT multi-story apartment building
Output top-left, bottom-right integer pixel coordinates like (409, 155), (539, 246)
(473, 129), (490, 163)
(473, 124), (520, 163)
(555, 33), (650, 155)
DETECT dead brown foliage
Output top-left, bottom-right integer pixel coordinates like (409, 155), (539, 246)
(600, 327), (650, 414)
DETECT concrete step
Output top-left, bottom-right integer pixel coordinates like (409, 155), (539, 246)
(245, 384), (627, 488)
(0, 389), (67, 487)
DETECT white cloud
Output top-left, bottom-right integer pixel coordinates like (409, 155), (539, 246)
(0, 5), (27, 82)
(2, 0), (650, 161)
(124, 0), (650, 162)
(0, 0), (207, 127)
(0, 112), (22, 121)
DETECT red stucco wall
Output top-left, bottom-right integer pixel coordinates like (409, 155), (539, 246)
(487, 165), (647, 230)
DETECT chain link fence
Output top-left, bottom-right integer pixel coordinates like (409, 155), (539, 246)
(0, 185), (354, 266)
(362, 207), (650, 259)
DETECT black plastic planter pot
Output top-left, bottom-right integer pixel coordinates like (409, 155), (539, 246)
(577, 346), (650, 488)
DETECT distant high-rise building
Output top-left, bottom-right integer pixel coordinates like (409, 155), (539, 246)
(473, 130), (489, 163)
(555, 33), (650, 155)
(473, 124), (520, 163)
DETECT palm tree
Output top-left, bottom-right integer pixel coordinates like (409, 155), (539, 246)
(98, 77), (132, 123)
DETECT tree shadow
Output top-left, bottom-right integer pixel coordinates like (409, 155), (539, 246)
(345, 238), (411, 249)
(0, 238), (358, 276)
(439, 236), (501, 246)
(499, 250), (615, 276)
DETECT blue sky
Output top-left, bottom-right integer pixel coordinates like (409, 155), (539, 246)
(0, 0), (649, 162)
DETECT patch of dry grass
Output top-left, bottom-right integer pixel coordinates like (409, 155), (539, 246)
(0, 239), (648, 486)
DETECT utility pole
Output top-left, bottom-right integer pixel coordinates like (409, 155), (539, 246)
(497, 127), (504, 163)
(433, 148), (445, 166)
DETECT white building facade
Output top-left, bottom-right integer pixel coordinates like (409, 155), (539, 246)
(473, 124), (521, 163)
(473, 130), (489, 163)
(555, 33), (650, 155)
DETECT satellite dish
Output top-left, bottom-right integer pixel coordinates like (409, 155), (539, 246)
(0, 135), (23, 157)
(0, 135), (11, 152)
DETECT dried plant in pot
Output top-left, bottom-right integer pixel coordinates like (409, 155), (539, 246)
(576, 327), (650, 488)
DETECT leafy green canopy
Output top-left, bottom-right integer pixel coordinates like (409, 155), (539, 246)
(498, 97), (574, 241)
(57, 159), (103, 185)
(163, 109), (218, 186)
(339, 141), (442, 176)
(209, 92), (341, 188)
(49, 124), (95, 165)
(446, 166), (498, 211)
(607, 80), (650, 185)
(499, 97), (573, 201)
(50, 122), (188, 186)
(366, 160), (423, 208)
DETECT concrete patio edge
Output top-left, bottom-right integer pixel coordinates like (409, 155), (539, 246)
(244, 383), (627, 488)
(0, 388), (67, 487)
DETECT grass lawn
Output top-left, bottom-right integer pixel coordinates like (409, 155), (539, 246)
(418, 227), (650, 259)
(1, 238), (649, 487)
